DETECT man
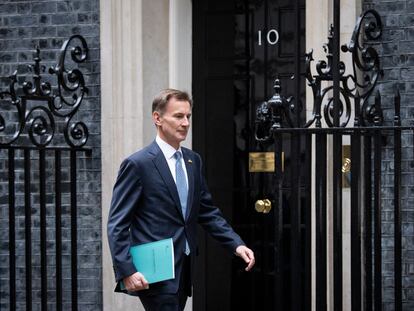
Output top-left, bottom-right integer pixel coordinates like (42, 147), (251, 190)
(107, 89), (255, 310)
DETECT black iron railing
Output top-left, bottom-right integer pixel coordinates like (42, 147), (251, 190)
(255, 7), (413, 311)
(0, 35), (91, 311)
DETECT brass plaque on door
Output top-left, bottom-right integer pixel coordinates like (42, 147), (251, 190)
(248, 152), (284, 172)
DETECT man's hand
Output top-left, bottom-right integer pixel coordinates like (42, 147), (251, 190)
(123, 272), (149, 291)
(235, 245), (255, 271)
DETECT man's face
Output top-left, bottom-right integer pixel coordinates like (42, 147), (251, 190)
(153, 98), (191, 149)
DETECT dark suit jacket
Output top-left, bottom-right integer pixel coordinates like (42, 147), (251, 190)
(107, 141), (244, 295)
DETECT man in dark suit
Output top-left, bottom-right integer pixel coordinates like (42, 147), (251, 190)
(107, 89), (255, 310)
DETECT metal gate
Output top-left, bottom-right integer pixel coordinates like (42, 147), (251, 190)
(254, 9), (414, 311)
(0, 35), (91, 311)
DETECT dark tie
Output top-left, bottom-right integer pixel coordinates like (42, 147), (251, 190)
(174, 151), (190, 255)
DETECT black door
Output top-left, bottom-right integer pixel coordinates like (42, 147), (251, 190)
(193, 0), (308, 310)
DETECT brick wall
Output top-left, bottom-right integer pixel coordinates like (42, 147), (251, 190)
(364, 1), (414, 310)
(0, 1), (101, 310)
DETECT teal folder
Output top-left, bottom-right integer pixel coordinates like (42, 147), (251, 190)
(121, 238), (175, 289)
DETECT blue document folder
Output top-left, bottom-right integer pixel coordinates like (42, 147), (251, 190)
(121, 238), (175, 289)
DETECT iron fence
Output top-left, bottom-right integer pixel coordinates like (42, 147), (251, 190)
(0, 35), (91, 311)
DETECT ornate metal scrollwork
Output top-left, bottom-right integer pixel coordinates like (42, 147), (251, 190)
(255, 9), (383, 135)
(0, 72), (23, 145)
(341, 9), (383, 126)
(0, 35), (89, 147)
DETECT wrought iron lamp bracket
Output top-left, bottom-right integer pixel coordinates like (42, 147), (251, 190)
(0, 35), (89, 148)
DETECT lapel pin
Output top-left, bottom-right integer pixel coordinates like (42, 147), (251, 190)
(188, 159), (192, 163)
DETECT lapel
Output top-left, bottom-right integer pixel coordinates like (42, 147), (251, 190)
(150, 142), (185, 222)
(182, 148), (194, 220)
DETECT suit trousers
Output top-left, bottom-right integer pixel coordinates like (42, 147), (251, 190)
(139, 255), (191, 311)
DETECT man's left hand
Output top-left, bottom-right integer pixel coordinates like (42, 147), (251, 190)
(235, 245), (255, 271)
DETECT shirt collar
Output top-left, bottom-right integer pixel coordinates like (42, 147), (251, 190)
(156, 135), (182, 160)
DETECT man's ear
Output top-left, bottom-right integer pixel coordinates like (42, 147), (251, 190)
(153, 111), (162, 126)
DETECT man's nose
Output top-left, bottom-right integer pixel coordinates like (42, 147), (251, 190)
(182, 117), (190, 126)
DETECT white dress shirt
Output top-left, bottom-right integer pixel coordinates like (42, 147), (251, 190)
(155, 135), (189, 189)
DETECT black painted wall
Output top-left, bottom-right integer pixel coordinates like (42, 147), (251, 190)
(0, 1), (101, 310)
(364, 1), (414, 310)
